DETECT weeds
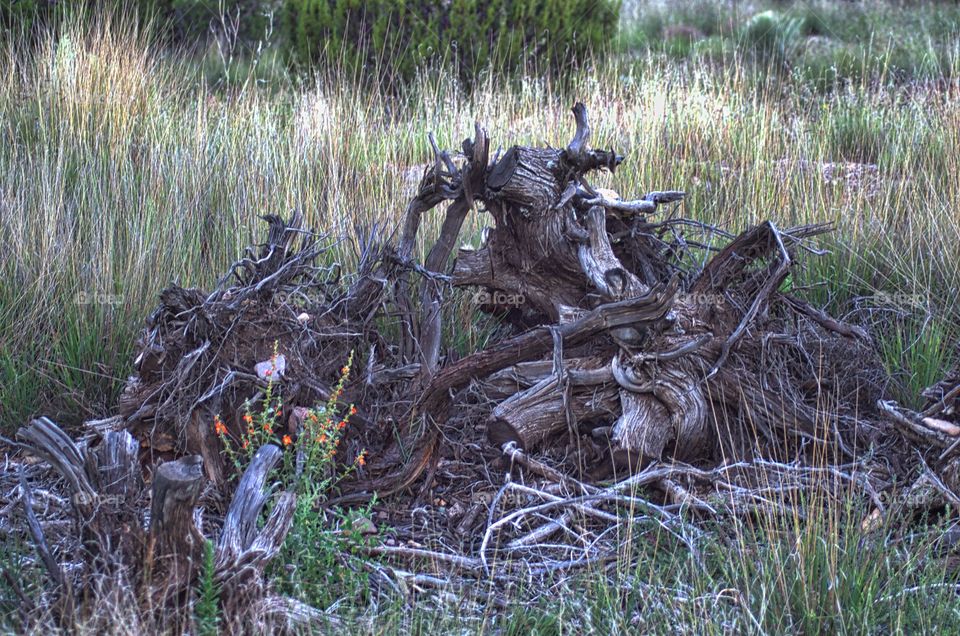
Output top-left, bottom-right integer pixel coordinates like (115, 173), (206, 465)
(214, 347), (379, 612)
(193, 539), (222, 636)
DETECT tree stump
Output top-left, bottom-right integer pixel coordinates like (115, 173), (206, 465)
(146, 455), (205, 600)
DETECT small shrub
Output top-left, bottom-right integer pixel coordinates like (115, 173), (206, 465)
(194, 539), (222, 636)
(740, 9), (804, 67)
(214, 347), (377, 607)
(215, 345), (364, 488)
(692, 34), (729, 64)
(663, 25), (702, 60)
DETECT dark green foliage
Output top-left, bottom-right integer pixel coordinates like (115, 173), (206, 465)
(740, 9), (805, 66)
(0, 0), (86, 35)
(620, 1), (960, 90)
(282, 0), (620, 85)
(0, 1), (275, 50)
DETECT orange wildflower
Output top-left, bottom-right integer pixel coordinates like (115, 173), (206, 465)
(282, 434), (293, 446)
(349, 405), (357, 416)
(243, 413), (254, 425)
(242, 439), (249, 450)
(264, 423), (273, 435)
(317, 434), (327, 444)
(356, 451), (366, 467)
(213, 415), (227, 436)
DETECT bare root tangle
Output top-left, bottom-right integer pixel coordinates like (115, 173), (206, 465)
(109, 103), (885, 501)
(107, 103), (907, 518)
(7, 102), (960, 623)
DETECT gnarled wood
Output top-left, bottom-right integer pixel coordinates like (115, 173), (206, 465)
(489, 374), (619, 450)
(16, 418), (309, 630)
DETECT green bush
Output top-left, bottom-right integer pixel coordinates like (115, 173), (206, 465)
(282, 0), (620, 85)
(0, 0), (87, 35)
(740, 9), (804, 66)
(1, 1), (276, 50)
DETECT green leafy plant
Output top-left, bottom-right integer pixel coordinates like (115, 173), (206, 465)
(214, 347), (376, 607)
(194, 539), (221, 636)
(215, 345), (365, 489)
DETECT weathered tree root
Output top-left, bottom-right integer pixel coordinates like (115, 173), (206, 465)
(8, 103), (960, 623)
(381, 104), (883, 492)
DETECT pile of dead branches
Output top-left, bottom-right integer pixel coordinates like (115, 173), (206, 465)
(5, 104), (958, 627)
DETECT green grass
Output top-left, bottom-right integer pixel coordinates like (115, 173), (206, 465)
(194, 539), (222, 636)
(619, 0), (960, 84)
(244, 500), (960, 634)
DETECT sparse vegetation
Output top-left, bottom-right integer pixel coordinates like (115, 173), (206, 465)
(3, 1), (960, 633)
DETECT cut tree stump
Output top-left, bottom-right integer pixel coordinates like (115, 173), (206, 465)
(145, 454), (205, 601)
